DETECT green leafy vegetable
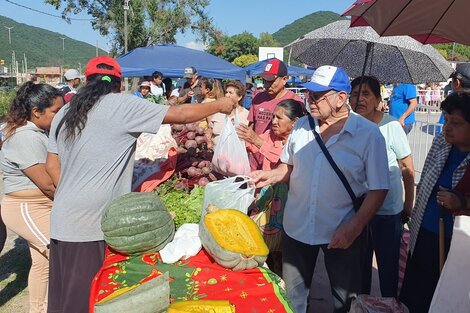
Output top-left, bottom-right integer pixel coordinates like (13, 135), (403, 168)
(155, 182), (205, 229)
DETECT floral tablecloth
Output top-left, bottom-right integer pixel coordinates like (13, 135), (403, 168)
(90, 247), (293, 312)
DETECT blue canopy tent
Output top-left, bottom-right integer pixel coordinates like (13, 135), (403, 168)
(117, 44), (246, 81)
(243, 58), (314, 78)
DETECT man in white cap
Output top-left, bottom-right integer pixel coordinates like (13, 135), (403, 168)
(250, 65), (389, 313)
(61, 69), (81, 103)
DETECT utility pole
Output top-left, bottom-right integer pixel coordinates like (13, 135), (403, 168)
(60, 37), (66, 83)
(4, 26), (13, 45)
(124, 0), (129, 54)
(96, 40), (99, 57)
(24, 53), (27, 76)
(123, 0), (130, 92)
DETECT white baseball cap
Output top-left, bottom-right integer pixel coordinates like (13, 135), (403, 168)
(64, 69), (81, 81)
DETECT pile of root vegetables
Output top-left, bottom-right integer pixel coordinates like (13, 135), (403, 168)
(171, 122), (218, 189)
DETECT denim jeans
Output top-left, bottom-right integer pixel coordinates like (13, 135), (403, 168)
(403, 123), (413, 134)
(282, 231), (362, 313)
(361, 213), (403, 297)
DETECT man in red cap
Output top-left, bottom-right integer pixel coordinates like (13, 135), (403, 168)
(247, 59), (304, 170)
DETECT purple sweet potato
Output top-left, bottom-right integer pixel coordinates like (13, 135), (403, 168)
(201, 167), (211, 175)
(172, 124), (185, 132)
(184, 140), (198, 149)
(196, 126), (205, 135)
(195, 136), (206, 145)
(198, 177), (210, 187)
(186, 131), (196, 140)
(187, 166), (203, 178)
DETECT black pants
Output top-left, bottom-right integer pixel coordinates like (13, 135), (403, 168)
(282, 231), (363, 313)
(47, 239), (106, 313)
(399, 228), (451, 313)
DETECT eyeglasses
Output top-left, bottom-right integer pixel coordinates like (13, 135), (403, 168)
(309, 91), (338, 103)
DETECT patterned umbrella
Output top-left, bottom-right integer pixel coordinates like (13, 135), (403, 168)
(343, 0), (468, 45)
(285, 20), (453, 84)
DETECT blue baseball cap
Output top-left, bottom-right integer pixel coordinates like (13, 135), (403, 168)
(301, 66), (351, 93)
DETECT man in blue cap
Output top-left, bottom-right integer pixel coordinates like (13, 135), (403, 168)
(250, 66), (389, 313)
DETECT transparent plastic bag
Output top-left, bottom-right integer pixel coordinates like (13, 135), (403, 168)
(211, 110), (250, 177)
(201, 175), (255, 219)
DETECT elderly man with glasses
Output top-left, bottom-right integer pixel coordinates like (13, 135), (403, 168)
(250, 66), (389, 313)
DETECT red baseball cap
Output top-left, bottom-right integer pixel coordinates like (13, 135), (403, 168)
(85, 56), (122, 79)
(260, 59), (288, 81)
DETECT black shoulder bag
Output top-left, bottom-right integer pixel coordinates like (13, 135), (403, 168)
(307, 114), (365, 212)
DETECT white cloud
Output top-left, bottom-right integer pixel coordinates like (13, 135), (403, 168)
(185, 41), (207, 51)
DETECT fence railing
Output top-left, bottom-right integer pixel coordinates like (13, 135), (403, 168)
(408, 119), (442, 183)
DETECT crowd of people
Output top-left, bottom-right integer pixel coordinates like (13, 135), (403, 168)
(0, 57), (468, 313)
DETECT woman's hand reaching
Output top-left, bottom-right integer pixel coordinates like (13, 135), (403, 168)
(237, 124), (264, 148)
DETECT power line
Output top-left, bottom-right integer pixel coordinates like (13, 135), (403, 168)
(4, 0), (94, 21)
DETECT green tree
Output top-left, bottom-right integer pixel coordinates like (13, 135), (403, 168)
(232, 54), (258, 67)
(44, 0), (220, 54)
(221, 32), (259, 62)
(258, 32), (280, 47)
(207, 32), (261, 62)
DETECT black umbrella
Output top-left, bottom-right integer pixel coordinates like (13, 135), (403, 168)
(285, 20), (453, 84)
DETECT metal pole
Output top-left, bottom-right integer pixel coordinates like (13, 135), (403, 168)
(4, 26), (13, 45)
(96, 40), (99, 56)
(61, 37), (66, 83)
(123, 0), (130, 92)
(24, 53), (27, 76)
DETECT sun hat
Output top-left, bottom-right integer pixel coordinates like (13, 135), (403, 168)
(300, 65), (351, 93)
(64, 69), (81, 81)
(139, 81), (151, 88)
(85, 56), (122, 79)
(260, 59), (288, 81)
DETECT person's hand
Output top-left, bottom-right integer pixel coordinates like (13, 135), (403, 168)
(327, 220), (363, 250)
(248, 170), (274, 188)
(237, 124), (263, 147)
(437, 186), (464, 211)
(187, 90), (195, 97)
(398, 117), (405, 127)
(218, 97), (237, 114)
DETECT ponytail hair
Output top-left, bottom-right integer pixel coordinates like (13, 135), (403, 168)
(4, 82), (62, 139)
(59, 71), (121, 143)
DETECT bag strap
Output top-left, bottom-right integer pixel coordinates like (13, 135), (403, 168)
(307, 114), (359, 209)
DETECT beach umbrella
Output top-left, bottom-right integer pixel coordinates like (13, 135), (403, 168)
(343, 0), (469, 45)
(284, 20), (453, 84)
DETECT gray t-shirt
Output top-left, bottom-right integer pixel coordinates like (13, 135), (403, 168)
(1, 122), (48, 193)
(48, 93), (169, 242)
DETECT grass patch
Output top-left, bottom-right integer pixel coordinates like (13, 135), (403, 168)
(0, 237), (30, 311)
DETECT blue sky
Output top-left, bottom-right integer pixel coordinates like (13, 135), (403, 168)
(1, 0), (354, 52)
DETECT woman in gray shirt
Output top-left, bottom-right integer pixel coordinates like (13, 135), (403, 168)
(0, 82), (63, 313)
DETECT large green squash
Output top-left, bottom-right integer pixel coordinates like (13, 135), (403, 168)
(199, 205), (269, 271)
(101, 192), (175, 255)
(94, 272), (170, 313)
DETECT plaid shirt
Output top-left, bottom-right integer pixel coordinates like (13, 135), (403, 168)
(409, 132), (470, 254)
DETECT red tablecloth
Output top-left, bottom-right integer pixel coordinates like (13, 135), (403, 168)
(90, 247), (293, 312)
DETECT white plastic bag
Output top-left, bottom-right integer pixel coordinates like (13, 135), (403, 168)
(201, 175), (255, 219)
(211, 110), (250, 176)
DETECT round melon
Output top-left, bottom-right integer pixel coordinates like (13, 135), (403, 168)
(101, 192), (175, 255)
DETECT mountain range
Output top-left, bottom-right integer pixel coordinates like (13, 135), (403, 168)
(0, 15), (108, 70)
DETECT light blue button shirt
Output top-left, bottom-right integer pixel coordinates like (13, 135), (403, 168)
(280, 112), (389, 245)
